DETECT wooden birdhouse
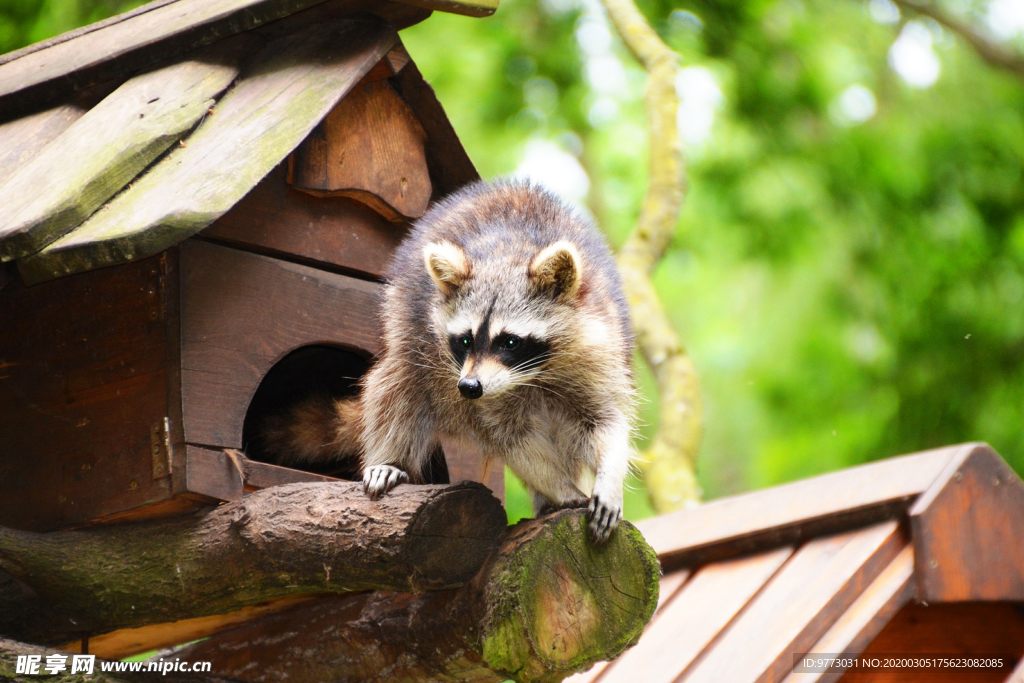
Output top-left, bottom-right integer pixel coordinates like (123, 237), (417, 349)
(0, 0), (502, 532)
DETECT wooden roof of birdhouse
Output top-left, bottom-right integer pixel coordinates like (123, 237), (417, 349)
(0, 0), (486, 285)
(568, 442), (1024, 683)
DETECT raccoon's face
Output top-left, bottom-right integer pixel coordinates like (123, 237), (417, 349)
(424, 240), (582, 400)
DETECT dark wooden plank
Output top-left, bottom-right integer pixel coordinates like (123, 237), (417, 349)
(226, 448), (341, 489)
(0, 253), (179, 531)
(599, 547), (794, 683)
(684, 521), (906, 683)
(184, 446), (244, 502)
(289, 79), (433, 220)
(838, 603), (1024, 683)
(636, 444), (968, 569)
(781, 545), (916, 683)
(178, 239), (382, 450)
(17, 17), (397, 284)
(0, 46), (243, 262)
(201, 162), (405, 280)
(909, 443), (1024, 602)
(391, 57), (480, 199)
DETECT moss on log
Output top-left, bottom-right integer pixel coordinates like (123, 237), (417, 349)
(0, 481), (506, 644)
(176, 509), (660, 683)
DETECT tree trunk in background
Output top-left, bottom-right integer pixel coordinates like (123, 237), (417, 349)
(600, 0), (705, 510)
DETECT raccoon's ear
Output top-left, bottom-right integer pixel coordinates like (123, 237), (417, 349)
(423, 241), (470, 296)
(529, 241), (582, 299)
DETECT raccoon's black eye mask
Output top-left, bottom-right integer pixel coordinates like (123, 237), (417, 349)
(448, 331), (550, 369)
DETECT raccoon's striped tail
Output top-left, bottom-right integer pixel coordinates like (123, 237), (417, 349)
(257, 395), (363, 467)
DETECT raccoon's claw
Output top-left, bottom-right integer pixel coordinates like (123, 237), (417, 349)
(363, 465), (409, 500)
(587, 495), (622, 544)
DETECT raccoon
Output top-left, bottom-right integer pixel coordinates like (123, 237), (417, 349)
(264, 180), (636, 542)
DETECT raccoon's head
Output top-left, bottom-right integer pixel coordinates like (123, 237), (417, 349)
(424, 239), (582, 400)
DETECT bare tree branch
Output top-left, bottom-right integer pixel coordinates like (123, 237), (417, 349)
(600, 0), (704, 510)
(891, 0), (1024, 82)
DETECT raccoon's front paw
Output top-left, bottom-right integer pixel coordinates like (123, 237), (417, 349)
(587, 494), (622, 544)
(362, 465), (409, 500)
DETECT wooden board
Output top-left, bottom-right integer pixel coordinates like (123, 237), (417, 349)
(391, 59), (480, 199)
(0, 46), (243, 262)
(201, 162), (405, 280)
(909, 443), (1024, 602)
(17, 17), (397, 284)
(684, 521), (906, 683)
(636, 444), (967, 569)
(178, 240), (383, 450)
(289, 79), (432, 221)
(781, 545), (916, 683)
(599, 547), (794, 683)
(0, 101), (87, 176)
(0, 252), (179, 531)
(838, 603), (1024, 683)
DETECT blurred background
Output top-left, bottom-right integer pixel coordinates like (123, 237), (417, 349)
(4, 0), (1022, 524)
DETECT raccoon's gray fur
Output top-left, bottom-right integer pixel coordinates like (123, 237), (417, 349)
(264, 179), (636, 542)
(363, 179), (635, 542)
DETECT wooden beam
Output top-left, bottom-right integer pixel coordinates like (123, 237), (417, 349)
(909, 443), (1024, 602)
(599, 546), (794, 683)
(781, 545), (916, 683)
(683, 521), (906, 683)
(0, 42), (245, 262)
(398, 0), (498, 17)
(17, 17), (396, 283)
(636, 444), (968, 568)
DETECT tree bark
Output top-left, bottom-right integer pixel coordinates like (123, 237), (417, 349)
(175, 509), (660, 683)
(0, 481), (506, 644)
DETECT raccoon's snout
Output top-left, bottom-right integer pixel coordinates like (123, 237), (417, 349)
(458, 377), (483, 399)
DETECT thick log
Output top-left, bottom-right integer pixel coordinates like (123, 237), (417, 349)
(0, 481), (506, 644)
(177, 509), (660, 683)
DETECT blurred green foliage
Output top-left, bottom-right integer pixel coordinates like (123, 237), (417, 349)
(6, 0), (1022, 525)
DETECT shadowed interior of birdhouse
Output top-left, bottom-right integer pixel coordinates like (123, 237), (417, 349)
(242, 344), (450, 484)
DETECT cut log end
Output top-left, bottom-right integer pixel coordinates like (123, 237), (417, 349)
(481, 510), (660, 682)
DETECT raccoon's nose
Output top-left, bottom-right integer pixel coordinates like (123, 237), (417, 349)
(458, 377), (483, 399)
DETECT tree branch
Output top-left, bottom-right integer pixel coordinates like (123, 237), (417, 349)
(600, 0), (704, 510)
(891, 0), (1024, 82)
(0, 481), (506, 645)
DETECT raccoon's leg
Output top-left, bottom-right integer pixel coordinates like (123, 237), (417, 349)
(587, 409), (631, 543)
(360, 358), (436, 500)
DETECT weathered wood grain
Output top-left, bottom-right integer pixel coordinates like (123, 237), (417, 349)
(636, 444), (966, 569)
(600, 546), (794, 683)
(178, 240), (382, 450)
(0, 481), (507, 642)
(684, 521), (905, 683)
(0, 101), (87, 176)
(392, 58), (480, 199)
(201, 162), (405, 279)
(289, 79), (432, 220)
(18, 17), (396, 283)
(781, 545), (915, 683)
(0, 47), (243, 262)
(0, 252), (179, 532)
(909, 443), (1024, 602)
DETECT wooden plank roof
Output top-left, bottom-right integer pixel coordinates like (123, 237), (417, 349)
(0, 6), (478, 284)
(567, 442), (1024, 683)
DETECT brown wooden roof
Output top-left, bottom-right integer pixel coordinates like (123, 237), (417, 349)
(0, 3), (478, 285)
(568, 443), (1024, 683)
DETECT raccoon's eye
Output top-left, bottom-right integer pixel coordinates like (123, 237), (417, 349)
(459, 335), (472, 348)
(504, 335), (521, 351)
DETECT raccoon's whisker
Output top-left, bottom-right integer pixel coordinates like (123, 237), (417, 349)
(513, 381), (566, 401)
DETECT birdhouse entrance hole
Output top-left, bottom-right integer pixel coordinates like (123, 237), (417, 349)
(242, 344), (369, 479)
